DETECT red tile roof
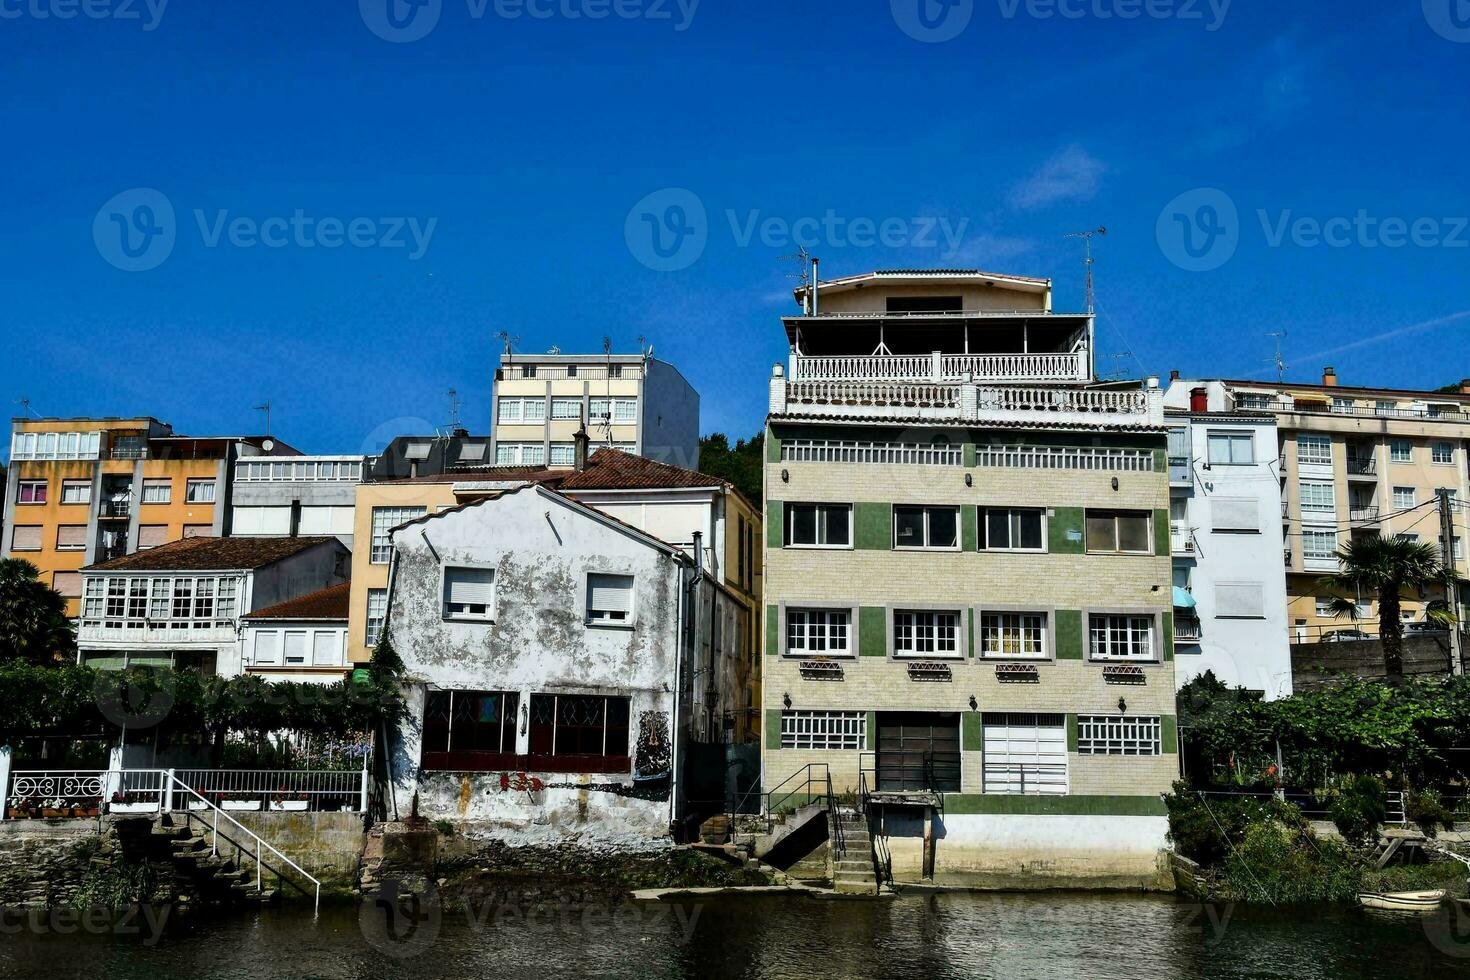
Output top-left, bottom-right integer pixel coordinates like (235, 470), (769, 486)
(559, 449), (733, 492)
(86, 536), (339, 572)
(243, 582), (351, 621)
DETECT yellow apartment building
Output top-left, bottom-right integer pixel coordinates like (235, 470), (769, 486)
(4, 418), (293, 615)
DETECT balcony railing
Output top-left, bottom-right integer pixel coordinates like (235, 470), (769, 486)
(98, 499), (131, 519)
(791, 351), (1088, 384)
(1170, 523), (1195, 554)
(786, 379), (962, 413)
(1174, 617), (1203, 642)
(1169, 455), (1191, 484)
(1349, 505), (1379, 521)
(1346, 457), (1376, 476)
(78, 623), (238, 644)
(975, 445), (1155, 472)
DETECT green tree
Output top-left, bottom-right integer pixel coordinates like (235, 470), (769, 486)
(698, 431), (765, 507)
(1317, 536), (1462, 682)
(0, 558), (76, 666)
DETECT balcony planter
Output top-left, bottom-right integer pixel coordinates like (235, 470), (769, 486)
(187, 799), (212, 812)
(269, 800), (309, 812)
(109, 802), (158, 814)
(6, 808), (36, 820)
(221, 799), (262, 811)
(71, 805), (102, 818)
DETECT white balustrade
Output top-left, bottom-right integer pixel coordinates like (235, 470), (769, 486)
(792, 351), (1087, 383)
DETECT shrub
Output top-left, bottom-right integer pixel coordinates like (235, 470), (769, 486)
(1226, 821), (1362, 904)
(1405, 790), (1456, 837)
(1329, 774), (1387, 848)
(1164, 781), (1298, 867)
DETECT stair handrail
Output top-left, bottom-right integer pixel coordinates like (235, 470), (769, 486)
(826, 771), (846, 860)
(765, 762), (830, 818)
(856, 767), (892, 886)
(163, 770), (322, 914)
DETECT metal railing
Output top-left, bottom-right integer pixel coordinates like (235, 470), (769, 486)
(1346, 457), (1377, 476)
(976, 445), (1155, 472)
(4, 770), (108, 813)
(781, 439), (963, 466)
(1195, 788), (1410, 826)
(791, 351), (1087, 384)
(4, 767), (367, 816)
(172, 769), (369, 812)
(1349, 505), (1380, 521)
(855, 766), (892, 887)
(979, 762), (1069, 795)
(1174, 617), (1203, 642)
(99, 499), (131, 518)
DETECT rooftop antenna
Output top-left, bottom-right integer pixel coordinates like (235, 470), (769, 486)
(1064, 227), (1107, 313)
(253, 401), (272, 437)
(780, 246), (815, 314)
(497, 331), (520, 360)
(447, 388), (461, 430)
(15, 397), (35, 418)
(1267, 331), (1288, 382)
(1100, 352), (1131, 382)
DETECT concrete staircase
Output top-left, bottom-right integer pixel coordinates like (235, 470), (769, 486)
(831, 808), (878, 895)
(149, 817), (279, 905)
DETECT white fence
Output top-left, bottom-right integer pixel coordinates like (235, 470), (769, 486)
(3, 766), (368, 817)
(781, 439), (963, 466)
(974, 445), (1155, 472)
(792, 351), (1088, 384)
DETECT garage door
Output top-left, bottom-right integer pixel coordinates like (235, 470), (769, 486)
(981, 712), (1068, 795)
(876, 713), (961, 792)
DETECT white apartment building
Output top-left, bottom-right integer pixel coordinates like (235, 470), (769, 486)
(490, 352), (700, 470)
(1165, 407), (1293, 699)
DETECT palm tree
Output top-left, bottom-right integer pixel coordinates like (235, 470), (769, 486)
(1317, 536), (1463, 681)
(0, 558), (76, 666)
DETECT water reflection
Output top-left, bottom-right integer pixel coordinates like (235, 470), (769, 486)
(2, 891), (1468, 979)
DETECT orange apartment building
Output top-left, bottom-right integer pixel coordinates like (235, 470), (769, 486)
(3, 417), (296, 615)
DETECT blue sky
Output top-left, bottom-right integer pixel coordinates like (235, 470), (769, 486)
(2, 1), (1468, 456)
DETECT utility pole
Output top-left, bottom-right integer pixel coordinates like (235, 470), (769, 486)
(1438, 488), (1464, 675)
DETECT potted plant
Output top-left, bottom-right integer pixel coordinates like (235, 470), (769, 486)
(6, 797), (37, 819)
(72, 801), (102, 818)
(221, 795), (262, 811)
(186, 791), (215, 812)
(269, 788), (310, 812)
(109, 791), (157, 814)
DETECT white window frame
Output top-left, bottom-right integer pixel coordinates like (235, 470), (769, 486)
(1086, 613), (1159, 662)
(783, 502), (853, 549)
(892, 504), (961, 551)
(1432, 442), (1454, 465)
(365, 589), (388, 647)
(370, 506), (427, 564)
(981, 712), (1068, 794)
(495, 443), (546, 466)
(1302, 529), (1338, 561)
(784, 607), (852, 657)
(442, 566), (497, 622)
(892, 609), (962, 658)
(1207, 430), (1255, 465)
(549, 443), (576, 467)
(185, 478), (216, 503)
(1392, 486), (1416, 510)
(141, 479), (172, 504)
(16, 480), (47, 505)
(1299, 481), (1336, 514)
(586, 572), (635, 627)
(550, 398), (583, 420)
(779, 710), (865, 750)
(979, 611), (1050, 660)
(1389, 440), (1413, 463)
(1296, 435), (1332, 465)
(1076, 715), (1163, 756)
(60, 480), (92, 505)
(980, 507), (1046, 552)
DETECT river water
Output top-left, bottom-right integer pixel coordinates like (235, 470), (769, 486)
(2, 891), (1468, 979)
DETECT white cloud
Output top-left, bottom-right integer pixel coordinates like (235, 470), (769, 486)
(1007, 145), (1107, 211)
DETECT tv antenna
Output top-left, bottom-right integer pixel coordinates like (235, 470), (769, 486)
(497, 331), (520, 358)
(780, 246), (818, 313)
(1100, 352), (1131, 382)
(1064, 227), (1107, 313)
(447, 388), (461, 430)
(15, 397), (36, 418)
(1267, 331), (1288, 382)
(253, 401), (272, 436)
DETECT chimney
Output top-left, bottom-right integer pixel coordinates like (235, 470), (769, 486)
(810, 257), (820, 315)
(573, 420), (590, 473)
(1190, 387), (1208, 413)
(1322, 367), (1337, 387)
(1169, 370), (1181, 383)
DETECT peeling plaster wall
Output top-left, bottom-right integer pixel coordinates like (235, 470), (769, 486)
(384, 488), (687, 835)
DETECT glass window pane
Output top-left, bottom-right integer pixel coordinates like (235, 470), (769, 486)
(894, 506), (924, 547)
(928, 508), (957, 548)
(1086, 514), (1116, 551)
(1118, 514), (1150, 552)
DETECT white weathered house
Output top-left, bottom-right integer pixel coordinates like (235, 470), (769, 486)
(380, 482), (742, 837)
(239, 581), (353, 684)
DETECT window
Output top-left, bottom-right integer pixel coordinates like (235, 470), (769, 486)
(60, 480), (91, 504)
(520, 365), (537, 378)
(980, 612), (1048, 659)
(282, 631), (309, 666)
(589, 398), (637, 424)
(549, 443), (576, 467)
(1316, 597), (1371, 619)
(495, 443), (546, 466)
(1215, 582), (1265, 619)
(183, 525), (213, 539)
(254, 631), (282, 666)
(1375, 401), (1397, 417)
(1236, 393), (1273, 411)
(550, 398), (582, 420)
(1390, 440), (1413, 463)
(422, 690), (520, 768)
(17, 481), (46, 504)
(9, 430), (101, 461)
(1088, 614), (1157, 661)
(1207, 431), (1255, 465)
(893, 610), (961, 657)
(1085, 510), (1152, 554)
(10, 526), (41, 552)
(608, 365), (624, 379)
(1440, 536), (1465, 562)
(443, 567), (496, 620)
(785, 608), (851, 656)
(1211, 497), (1259, 532)
(982, 713), (1067, 794)
(784, 503), (851, 548)
(1397, 533), (1420, 544)
(586, 573), (634, 625)
(1299, 481), (1336, 513)
(56, 525), (87, 551)
(1392, 487), (1416, 510)
(980, 508), (1044, 551)
(1331, 398), (1355, 415)
(497, 397), (546, 423)
(1296, 435), (1332, 465)
(565, 365), (578, 378)
(1303, 530), (1338, 560)
(141, 479), (172, 504)
(893, 505), (959, 549)
(1432, 442), (1454, 465)
(779, 711), (865, 750)
(370, 506), (427, 563)
(185, 479), (216, 503)
(312, 630), (342, 666)
(365, 589), (388, 647)
(1076, 716), (1162, 755)
(528, 694), (631, 765)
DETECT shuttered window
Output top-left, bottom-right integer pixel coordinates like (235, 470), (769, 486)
(312, 631), (341, 666)
(587, 573), (634, 624)
(283, 631), (309, 665)
(1211, 497), (1259, 532)
(10, 526), (41, 552)
(254, 631), (282, 666)
(1215, 582), (1265, 619)
(56, 525), (87, 551)
(138, 525), (170, 549)
(982, 713), (1068, 795)
(444, 567), (496, 620)
(52, 572), (82, 598)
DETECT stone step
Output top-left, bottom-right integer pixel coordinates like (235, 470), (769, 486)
(172, 837), (209, 854)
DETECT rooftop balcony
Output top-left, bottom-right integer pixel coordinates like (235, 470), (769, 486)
(769, 367), (1164, 427)
(790, 350), (1089, 385)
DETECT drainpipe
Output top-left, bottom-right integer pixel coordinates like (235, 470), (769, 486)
(671, 537), (702, 837)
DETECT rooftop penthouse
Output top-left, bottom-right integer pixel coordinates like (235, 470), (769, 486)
(771, 269), (1163, 427)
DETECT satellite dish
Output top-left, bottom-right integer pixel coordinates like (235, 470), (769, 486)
(262, 438), (275, 452)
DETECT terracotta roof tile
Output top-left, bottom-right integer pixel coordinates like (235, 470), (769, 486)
(559, 449), (732, 492)
(243, 581), (351, 621)
(85, 536), (339, 572)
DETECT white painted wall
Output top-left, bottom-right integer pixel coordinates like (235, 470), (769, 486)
(1170, 414), (1293, 698)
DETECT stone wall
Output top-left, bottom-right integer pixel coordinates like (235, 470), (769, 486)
(1291, 634), (1461, 691)
(202, 811), (365, 895)
(0, 821), (108, 908)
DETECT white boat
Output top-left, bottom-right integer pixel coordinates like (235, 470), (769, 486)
(1357, 890), (1446, 912)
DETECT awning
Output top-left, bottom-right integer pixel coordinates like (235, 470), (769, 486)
(1173, 586), (1197, 609)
